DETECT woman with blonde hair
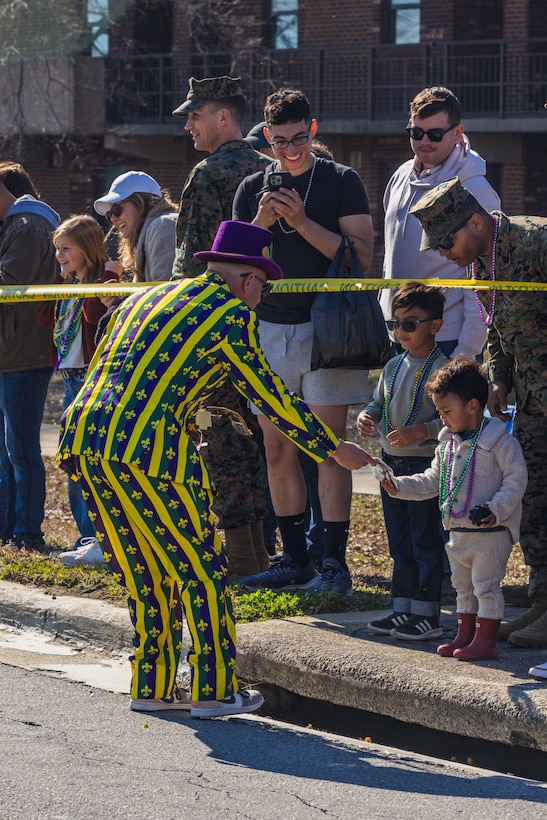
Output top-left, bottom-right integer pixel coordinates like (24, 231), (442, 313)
(94, 170), (176, 282)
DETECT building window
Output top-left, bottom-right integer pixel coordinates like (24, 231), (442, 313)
(389, 0), (420, 44)
(270, 0), (298, 50)
(87, 0), (109, 57)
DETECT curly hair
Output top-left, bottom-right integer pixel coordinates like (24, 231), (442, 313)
(116, 192), (177, 281)
(426, 355), (489, 409)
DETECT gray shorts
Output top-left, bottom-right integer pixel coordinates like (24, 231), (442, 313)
(255, 320), (369, 409)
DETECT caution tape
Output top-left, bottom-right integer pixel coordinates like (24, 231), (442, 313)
(0, 277), (545, 302)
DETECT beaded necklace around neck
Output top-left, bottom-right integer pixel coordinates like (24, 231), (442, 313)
(439, 417), (489, 518)
(276, 154), (317, 235)
(382, 345), (442, 435)
(470, 214), (498, 327)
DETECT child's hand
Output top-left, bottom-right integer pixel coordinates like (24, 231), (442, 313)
(381, 478), (398, 496)
(386, 423), (426, 448)
(100, 279), (120, 309)
(357, 410), (375, 438)
(479, 506), (497, 528)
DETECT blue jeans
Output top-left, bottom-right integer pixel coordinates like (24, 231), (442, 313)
(63, 371), (95, 538)
(0, 409), (16, 540)
(0, 367), (53, 539)
(380, 451), (444, 617)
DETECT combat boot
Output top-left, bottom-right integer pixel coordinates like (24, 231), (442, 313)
(502, 583), (532, 608)
(508, 610), (547, 648)
(453, 617), (500, 661)
(224, 523), (259, 577)
(250, 520), (271, 572)
(437, 613), (475, 657)
(498, 595), (547, 641)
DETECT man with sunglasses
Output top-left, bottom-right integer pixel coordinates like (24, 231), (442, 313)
(233, 88), (374, 596)
(381, 86), (500, 361)
(410, 176), (547, 652)
(171, 76), (273, 578)
(56, 219), (375, 717)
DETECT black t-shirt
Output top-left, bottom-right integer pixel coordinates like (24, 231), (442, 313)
(233, 158), (371, 324)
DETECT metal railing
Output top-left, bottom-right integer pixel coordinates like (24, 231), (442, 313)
(104, 38), (547, 125)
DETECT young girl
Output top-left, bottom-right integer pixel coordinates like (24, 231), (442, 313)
(38, 214), (120, 565)
(381, 357), (528, 662)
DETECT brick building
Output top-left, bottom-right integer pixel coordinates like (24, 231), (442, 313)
(0, 0), (545, 271)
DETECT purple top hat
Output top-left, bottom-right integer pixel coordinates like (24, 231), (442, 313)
(194, 220), (284, 280)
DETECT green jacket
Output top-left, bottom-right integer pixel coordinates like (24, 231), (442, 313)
(474, 211), (547, 404)
(172, 140), (271, 279)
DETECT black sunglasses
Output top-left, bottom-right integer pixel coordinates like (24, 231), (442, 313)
(105, 201), (127, 223)
(406, 125), (455, 143)
(386, 318), (436, 333)
(240, 272), (273, 295)
(437, 215), (472, 250)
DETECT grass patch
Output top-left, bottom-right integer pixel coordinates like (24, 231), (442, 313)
(232, 584), (391, 623)
(0, 548), (126, 604)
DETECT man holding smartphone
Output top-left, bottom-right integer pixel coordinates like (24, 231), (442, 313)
(233, 88), (374, 595)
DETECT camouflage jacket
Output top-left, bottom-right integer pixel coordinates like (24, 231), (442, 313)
(474, 212), (547, 403)
(172, 140), (271, 279)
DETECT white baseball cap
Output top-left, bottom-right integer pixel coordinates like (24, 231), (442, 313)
(94, 171), (162, 215)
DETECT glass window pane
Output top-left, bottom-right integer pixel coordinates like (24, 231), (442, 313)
(272, 0), (298, 11)
(395, 8), (420, 44)
(274, 14), (298, 49)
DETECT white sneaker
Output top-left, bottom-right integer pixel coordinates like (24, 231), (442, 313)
(130, 686), (192, 712)
(190, 688), (264, 718)
(529, 660), (547, 680)
(58, 537), (106, 567)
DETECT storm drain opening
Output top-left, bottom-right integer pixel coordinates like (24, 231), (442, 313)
(256, 684), (547, 783)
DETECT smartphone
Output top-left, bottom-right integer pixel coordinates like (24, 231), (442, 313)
(267, 171), (293, 191)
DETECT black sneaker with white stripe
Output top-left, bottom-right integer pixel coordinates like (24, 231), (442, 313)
(390, 614), (442, 641)
(368, 612), (409, 635)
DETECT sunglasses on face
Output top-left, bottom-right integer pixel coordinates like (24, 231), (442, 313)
(105, 201), (127, 223)
(437, 215), (472, 250)
(240, 272), (273, 295)
(267, 126), (311, 151)
(386, 318), (436, 333)
(406, 125), (455, 143)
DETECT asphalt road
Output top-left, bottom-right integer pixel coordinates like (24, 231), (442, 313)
(1, 655), (546, 818)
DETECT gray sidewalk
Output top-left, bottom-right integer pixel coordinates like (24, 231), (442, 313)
(1, 578), (546, 753)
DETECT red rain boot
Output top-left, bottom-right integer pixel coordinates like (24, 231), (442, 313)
(453, 617), (501, 661)
(437, 613), (476, 657)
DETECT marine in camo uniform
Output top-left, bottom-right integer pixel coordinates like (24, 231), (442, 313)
(410, 176), (547, 649)
(171, 76), (272, 575)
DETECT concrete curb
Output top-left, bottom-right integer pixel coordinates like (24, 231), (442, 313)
(0, 581), (132, 652)
(2, 580), (547, 752)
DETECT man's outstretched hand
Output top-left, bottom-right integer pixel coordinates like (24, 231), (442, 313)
(331, 439), (377, 471)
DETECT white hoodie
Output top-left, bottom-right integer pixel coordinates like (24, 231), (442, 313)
(381, 136), (501, 357)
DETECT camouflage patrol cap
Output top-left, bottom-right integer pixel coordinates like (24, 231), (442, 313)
(172, 76), (244, 117)
(409, 177), (475, 251)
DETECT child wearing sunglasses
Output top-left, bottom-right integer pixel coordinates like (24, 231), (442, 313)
(357, 282), (448, 641)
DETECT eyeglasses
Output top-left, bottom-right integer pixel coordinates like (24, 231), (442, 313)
(105, 201), (127, 223)
(240, 272), (273, 295)
(386, 318), (436, 333)
(437, 215), (472, 250)
(406, 125), (455, 143)
(268, 127), (311, 151)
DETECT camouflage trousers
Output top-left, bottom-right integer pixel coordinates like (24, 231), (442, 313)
(514, 395), (547, 597)
(200, 381), (268, 530)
